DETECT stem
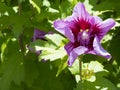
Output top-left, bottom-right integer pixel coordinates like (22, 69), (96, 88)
(18, 0), (22, 15)
(18, 0), (24, 53)
(18, 33), (24, 52)
(79, 58), (82, 81)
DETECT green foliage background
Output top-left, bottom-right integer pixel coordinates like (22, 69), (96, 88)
(0, 0), (120, 90)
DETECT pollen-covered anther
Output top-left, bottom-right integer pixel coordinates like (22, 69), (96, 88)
(82, 31), (89, 40)
(86, 29), (89, 32)
(80, 29), (82, 32)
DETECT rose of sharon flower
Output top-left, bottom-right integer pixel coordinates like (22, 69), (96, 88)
(28, 29), (46, 55)
(32, 29), (47, 42)
(29, 29), (53, 55)
(53, 3), (115, 66)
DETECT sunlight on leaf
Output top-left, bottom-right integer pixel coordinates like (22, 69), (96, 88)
(1, 37), (10, 62)
(39, 48), (66, 61)
(68, 59), (79, 75)
(29, 0), (41, 13)
(56, 56), (68, 76)
(45, 34), (65, 47)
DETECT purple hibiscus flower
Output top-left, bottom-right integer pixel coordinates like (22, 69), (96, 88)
(29, 29), (53, 55)
(53, 3), (115, 66)
(32, 29), (47, 42)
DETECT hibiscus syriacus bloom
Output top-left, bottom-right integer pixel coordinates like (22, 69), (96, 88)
(32, 29), (47, 42)
(28, 29), (46, 55)
(54, 3), (115, 66)
(32, 29), (53, 42)
(29, 29), (53, 55)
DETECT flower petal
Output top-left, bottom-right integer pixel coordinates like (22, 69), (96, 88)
(54, 20), (75, 42)
(92, 36), (111, 59)
(64, 42), (74, 55)
(33, 29), (46, 41)
(73, 3), (90, 20)
(90, 16), (102, 25)
(68, 46), (88, 66)
(97, 18), (115, 40)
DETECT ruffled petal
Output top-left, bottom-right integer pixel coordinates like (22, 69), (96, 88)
(73, 2), (90, 20)
(68, 46), (88, 66)
(33, 29), (46, 41)
(92, 36), (111, 59)
(54, 20), (75, 43)
(98, 19), (115, 40)
(65, 14), (76, 22)
(90, 16), (102, 25)
(64, 42), (74, 55)
(64, 15), (79, 31)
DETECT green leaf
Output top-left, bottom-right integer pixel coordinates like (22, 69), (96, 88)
(24, 57), (40, 88)
(89, 0), (120, 17)
(29, 33), (67, 61)
(0, 52), (24, 90)
(56, 56), (68, 77)
(74, 71), (117, 90)
(25, 61), (76, 90)
(74, 80), (96, 90)
(108, 28), (120, 65)
(10, 82), (24, 90)
(0, 2), (15, 15)
(1, 37), (10, 62)
(29, 0), (41, 13)
(10, 15), (32, 38)
(29, 39), (57, 51)
(94, 76), (117, 90)
(68, 59), (79, 75)
(45, 34), (65, 46)
(59, 0), (73, 18)
(39, 48), (66, 61)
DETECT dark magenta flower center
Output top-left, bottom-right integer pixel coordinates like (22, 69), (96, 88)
(69, 19), (94, 49)
(77, 29), (90, 46)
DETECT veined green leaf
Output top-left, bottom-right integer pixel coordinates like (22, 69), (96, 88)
(45, 34), (65, 46)
(39, 48), (66, 61)
(29, 39), (57, 51)
(56, 56), (68, 77)
(29, 33), (67, 62)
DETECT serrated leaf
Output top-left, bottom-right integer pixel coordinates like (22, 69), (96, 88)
(39, 48), (66, 61)
(10, 15), (31, 38)
(29, 39), (57, 51)
(29, 34), (67, 62)
(45, 34), (65, 46)
(56, 56), (68, 77)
